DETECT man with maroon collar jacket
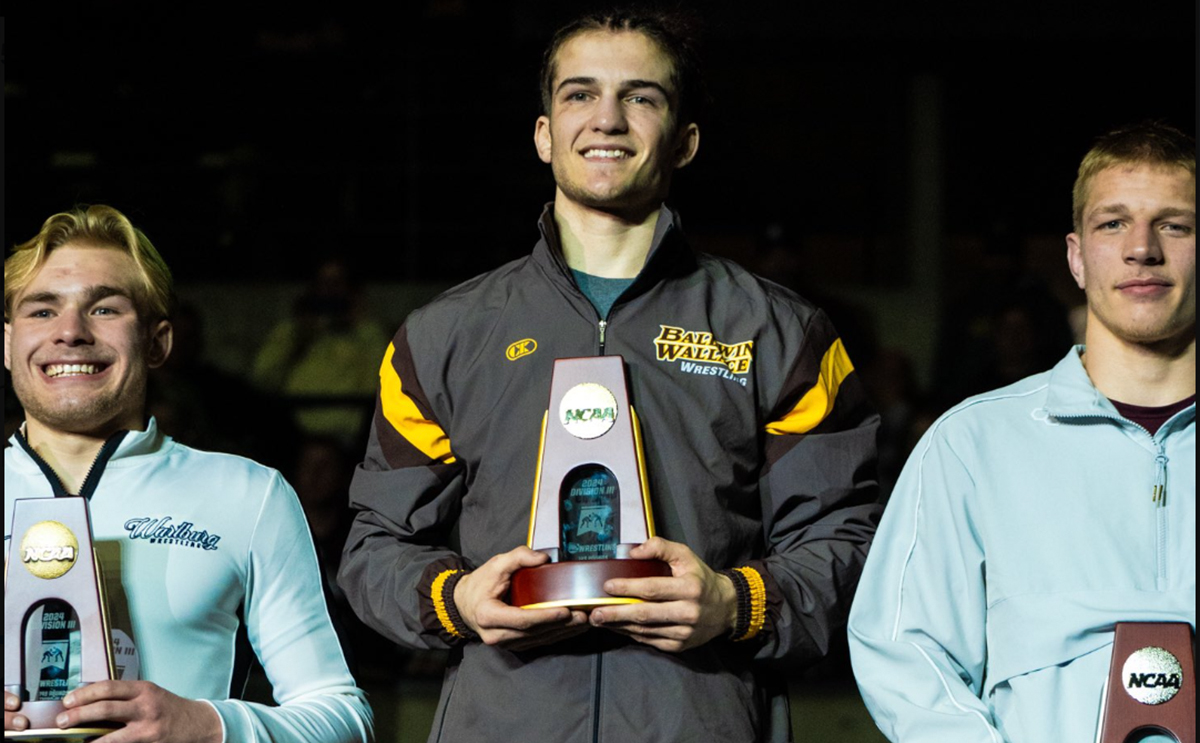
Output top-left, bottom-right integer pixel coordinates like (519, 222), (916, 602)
(848, 122), (1195, 743)
(339, 8), (880, 742)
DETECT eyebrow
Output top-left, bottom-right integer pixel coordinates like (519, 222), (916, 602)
(1155, 207), (1197, 220)
(1088, 203), (1132, 218)
(16, 285), (133, 310)
(1090, 204), (1197, 220)
(555, 76), (673, 100)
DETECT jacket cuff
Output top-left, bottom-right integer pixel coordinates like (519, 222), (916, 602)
(418, 560), (477, 644)
(722, 566), (767, 642)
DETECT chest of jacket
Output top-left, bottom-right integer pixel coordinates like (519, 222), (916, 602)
(408, 262), (785, 569)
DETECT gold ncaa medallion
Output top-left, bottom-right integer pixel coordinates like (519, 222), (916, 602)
(20, 520), (80, 579)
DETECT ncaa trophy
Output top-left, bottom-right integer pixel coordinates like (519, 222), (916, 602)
(510, 356), (670, 608)
(5, 497), (119, 741)
(1097, 622), (1195, 743)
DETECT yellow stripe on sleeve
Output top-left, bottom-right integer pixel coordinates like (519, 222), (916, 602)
(379, 342), (457, 463)
(765, 337), (854, 436)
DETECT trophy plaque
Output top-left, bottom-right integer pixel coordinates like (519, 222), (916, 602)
(509, 356), (670, 609)
(1097, 622), (1194, 743)
(5, 497), (119, 741)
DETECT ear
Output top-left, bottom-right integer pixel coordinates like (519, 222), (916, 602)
(1066, 232), (1086, 290)
(534, 115), (553, 164)
(146, 319), (173, 369)
(673, 122), (700, 169)
(4, 322), (11, 371)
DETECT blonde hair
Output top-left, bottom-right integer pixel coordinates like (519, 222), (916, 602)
(1072, 121), (1195, 231)
(5, 205), (174, 323)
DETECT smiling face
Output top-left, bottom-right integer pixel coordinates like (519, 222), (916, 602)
(534, 30), (699, 217)
(4, 242), (173, 440)
(1066, 164), (1196, 350)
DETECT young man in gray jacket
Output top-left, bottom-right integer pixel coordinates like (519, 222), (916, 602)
(340, 9), (880, 742)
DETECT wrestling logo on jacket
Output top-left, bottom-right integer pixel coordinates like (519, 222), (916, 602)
(124, 516), (222, 551)
(654, 325), (753, 386)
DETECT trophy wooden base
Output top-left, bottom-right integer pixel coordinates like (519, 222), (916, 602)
(511, 559), (671, 609)
(5, 731), (116, 742)
(4, 701), (119, 742)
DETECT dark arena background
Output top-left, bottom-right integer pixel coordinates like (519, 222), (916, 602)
(3, 2), (1195, 740)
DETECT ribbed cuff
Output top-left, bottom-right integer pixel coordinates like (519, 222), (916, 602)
(432, 569), (477, 641)
(723, 566), (766, 642)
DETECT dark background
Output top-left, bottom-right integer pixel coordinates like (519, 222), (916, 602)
(7, 1), (1195, 283)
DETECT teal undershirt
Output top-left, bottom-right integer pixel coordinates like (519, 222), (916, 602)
(571, 269), (634, 320)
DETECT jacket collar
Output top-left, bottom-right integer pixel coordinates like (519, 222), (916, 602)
(532, 203), (694, 303)
(1044, 346), (1110, 418)
(9, 418), (169, 474)
(1045, 346), (1197, 428)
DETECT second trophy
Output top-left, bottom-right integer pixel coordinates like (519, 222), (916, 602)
(509, 356), (670, 609)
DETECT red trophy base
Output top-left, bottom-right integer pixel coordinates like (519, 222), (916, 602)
(510, 559), (671, 609)
(4, 699), (119, 741)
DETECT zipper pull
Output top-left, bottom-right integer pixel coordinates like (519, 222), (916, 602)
(598, 320), (608, 355)
(1152, 449), (1168, 506)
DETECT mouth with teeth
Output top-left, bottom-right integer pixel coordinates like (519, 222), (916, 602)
(43, 363), (108, 379)
(583, 148), (632, 160)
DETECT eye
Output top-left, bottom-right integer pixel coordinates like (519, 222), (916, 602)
(1162, 222), (1194, 235)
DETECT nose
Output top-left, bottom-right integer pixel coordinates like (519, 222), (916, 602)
(1124, 222), (1165, 266)
(55, 310), (95, 346)
(591, 93), (628, 134)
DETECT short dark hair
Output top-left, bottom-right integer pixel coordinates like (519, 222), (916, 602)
(539, 6), (708, 128)
(1072, 121), (1195, 230)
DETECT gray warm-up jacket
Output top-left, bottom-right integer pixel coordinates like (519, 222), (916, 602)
(338, 205), (881, 743)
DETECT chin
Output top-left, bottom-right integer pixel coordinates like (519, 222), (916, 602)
(567, 186), (659, 214)
(1115, 325), (1195, 348)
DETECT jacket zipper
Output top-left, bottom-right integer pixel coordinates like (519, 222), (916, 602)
(1047, 411), (1178, 587)
(592, 651), (603, 743)
(1153, 445), (1168, 587)
(598, 319), (608, 356)
(1151, 447), (1168, 505)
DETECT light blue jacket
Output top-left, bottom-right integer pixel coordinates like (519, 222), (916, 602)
(5, 420), (373, 743)
(848, 348), (1195, 742)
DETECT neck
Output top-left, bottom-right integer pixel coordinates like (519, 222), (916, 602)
(22, 419), (126, 495)
(1081, 331), (1196, 406)
(553, 194), (661, 279)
